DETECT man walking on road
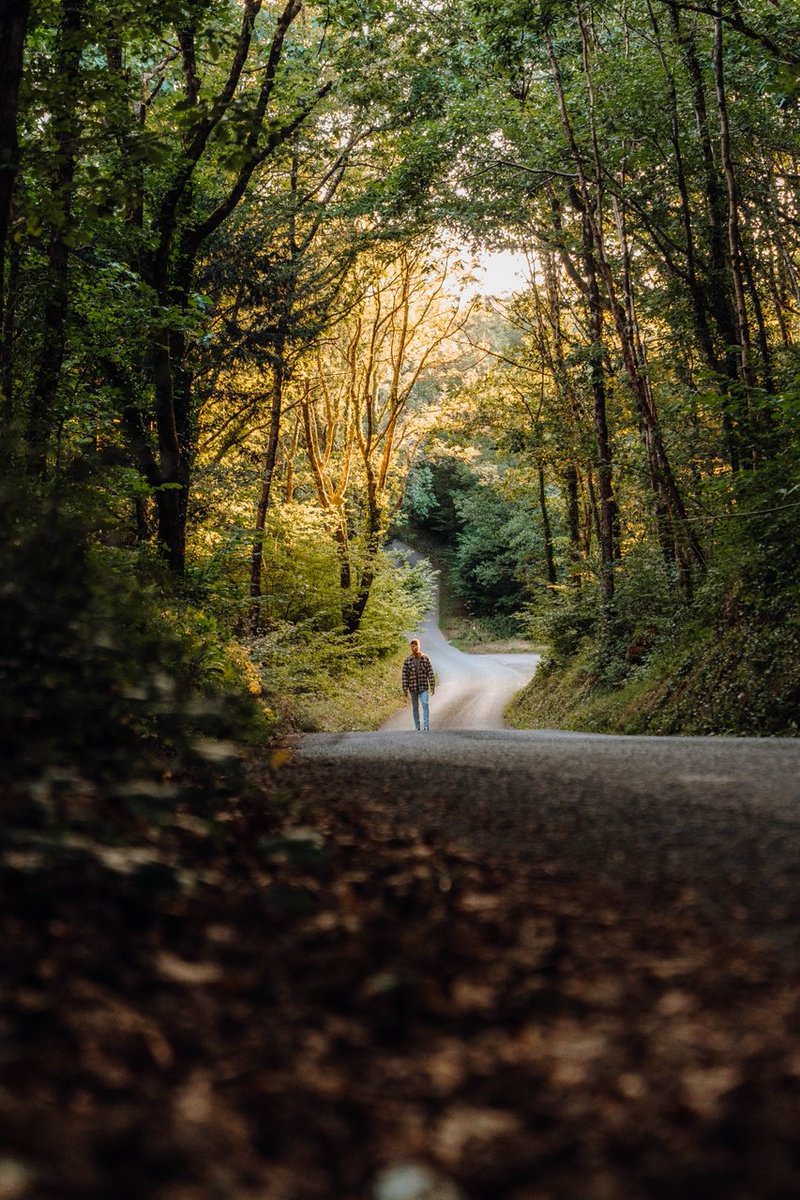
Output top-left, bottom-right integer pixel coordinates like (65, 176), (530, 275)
(402, 638), (436, 731)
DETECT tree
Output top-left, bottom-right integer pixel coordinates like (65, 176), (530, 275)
(0, 0), (31, 407)
(298, 243), (472, 632)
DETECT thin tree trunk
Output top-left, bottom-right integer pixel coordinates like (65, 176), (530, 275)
(538, 467), (557, 585)
(249, 354), (286, 634)
(282, 415), (301, 503)
(583, 212), (617, 608)
(669, 0), (741, 470)
(646, 0), (720, 373)
(585, 466), (600, 558)
(0, 0), (30, 432)
(1, 234), (19, 417)
(539, 239), (584, 583)
(713, 10), (753, 390)
(547, 34), (618, 611)
(344, 473), (382, 635)
(576, 5), (705, 591)
(334, 514), (353, 596)
(611, 196), (707, 582)
(151, 325), (189, 571)
(739, 236), (774, 393)
(564, 465), (582, 583)
(766, 247), (792, 348)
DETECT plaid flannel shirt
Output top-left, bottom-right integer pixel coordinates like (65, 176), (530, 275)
(402, 653), (435, 695)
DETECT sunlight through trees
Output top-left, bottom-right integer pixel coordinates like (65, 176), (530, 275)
(2, 0), (800, 737)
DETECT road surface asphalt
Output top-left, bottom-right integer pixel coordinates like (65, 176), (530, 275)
(300, 608), (800, 960)
(290, 603), (800, 1197)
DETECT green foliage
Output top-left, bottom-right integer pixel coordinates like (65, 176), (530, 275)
(401, 455), (478, 539)
(510, 445), (800, 737)
(451, 485), (540, 618)
(521, 587), (600, 662)
(0, 482), (271, 786)
(511, 590), (800, 738)
(359, 547), (437, 656)
(400, 454), (543, 623)
(248, 546), (433, 730)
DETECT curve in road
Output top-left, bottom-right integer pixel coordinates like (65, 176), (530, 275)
(379, 592), (540, 733)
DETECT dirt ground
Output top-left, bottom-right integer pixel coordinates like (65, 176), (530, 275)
(2, 748), (800, 1200)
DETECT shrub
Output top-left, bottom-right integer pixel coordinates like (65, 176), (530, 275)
(0, 483), (269, 785)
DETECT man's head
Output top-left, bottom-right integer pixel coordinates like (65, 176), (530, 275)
(409, 638), (422, 656)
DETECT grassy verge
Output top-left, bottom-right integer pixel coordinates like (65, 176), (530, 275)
(445, 618), (543, 655)
(289, 646), (407, 732)
(505, 646), (682, 734)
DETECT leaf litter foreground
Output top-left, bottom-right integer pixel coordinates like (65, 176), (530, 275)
(2, 748), (800, 1200)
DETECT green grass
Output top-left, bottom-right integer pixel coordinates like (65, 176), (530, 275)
(290, 646), (407, 732)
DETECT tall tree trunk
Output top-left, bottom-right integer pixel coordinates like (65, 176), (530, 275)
(740, 238), (773, 394)
(645, 0), (719, 374)
(0, 0), (30, 255)
(712, 10), (753, 391)
(585, 466), (600, 559)
(149, 237), (194, 572)
(547, 34), (618, 611)
(344, 473), (383, 635)
(27, 0), (83, 477)
(669, 0), (742, 470)
(765, 243), (792, 348)
(1, 234), (19, 417)
(540, 239), (584, 583)
(577, 6), (705, 592)
(582, 211), (618, 609)
(564, 465), (582, 583)
(152, 329), (189, 572)
(281, 415), (301, 503)
(334, 513), (353, 597)
(0, 0), (30, 430)
(610, 197), (707, 584)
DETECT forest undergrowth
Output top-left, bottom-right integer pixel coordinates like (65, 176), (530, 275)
(507, 519), (800, 738)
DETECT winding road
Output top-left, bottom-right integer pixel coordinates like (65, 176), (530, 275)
(300, 603), (800, 960)
(378, 601), (541, 732)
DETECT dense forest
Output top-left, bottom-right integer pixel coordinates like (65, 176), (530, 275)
(2, 0), (800, 779)
(5, 4), (800, 1197)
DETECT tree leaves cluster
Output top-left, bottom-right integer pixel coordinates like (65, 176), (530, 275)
(406, 0), (800, 726)
(1, 0), (473, 768)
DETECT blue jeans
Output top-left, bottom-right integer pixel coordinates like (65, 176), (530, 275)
(410, 689), (430, 730)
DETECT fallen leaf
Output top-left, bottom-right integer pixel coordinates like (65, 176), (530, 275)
(155, 952), (223, 985)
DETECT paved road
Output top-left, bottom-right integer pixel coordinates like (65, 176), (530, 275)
(300, 726), (800, 955)
(380, 600), (540, 731)
(300, 608), (800, 959)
